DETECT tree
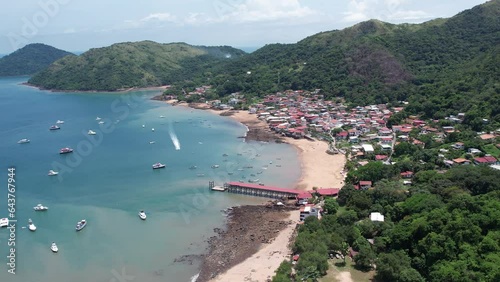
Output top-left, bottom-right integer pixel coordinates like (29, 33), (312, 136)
(323, 198), (339, 215)
(376, 251), (424, 282)
(340, 242), (350, 264)
(354, 245), (376, 270)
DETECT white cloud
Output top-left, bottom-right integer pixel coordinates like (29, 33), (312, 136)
(120, 0), (321, 29)
(343, 0), (431, 23)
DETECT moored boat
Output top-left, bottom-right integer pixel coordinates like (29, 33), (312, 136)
(28, 219), (36, 231)
(50, 242), (58, 253)
(49, 125), (60, 130)
(56, 120), (64, 124)
(59, 147), (73, 154)
(152, 162), (166, 169)
(75, 219), (87, 231)
(138, 210), (147, 220)
(17, 138), (30, 144)
(88, 130), (96, 135)
(48, 170), (59, 176)
(33, 204), (48, 211)
(0, 218), (8, 227)
(211, 164), (220, 168)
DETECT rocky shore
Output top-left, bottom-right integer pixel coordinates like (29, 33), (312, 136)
(196, 204), (297, 282)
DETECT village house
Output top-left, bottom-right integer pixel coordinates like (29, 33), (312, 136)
(451, 142), (465, 150)
(474, 156), (498, 165)
(453, 158), (470, 166)
(358, 181), (372, 190)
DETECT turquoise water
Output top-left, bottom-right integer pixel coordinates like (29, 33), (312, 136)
(0, 77), (301, 282)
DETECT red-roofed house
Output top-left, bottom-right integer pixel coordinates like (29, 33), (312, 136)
(453, 158), (470, 165)
(400, 171), (414, 178)
(375, 155), (388, 161)
(297, 192), (313, 200)
(474, 156), (498, 165)
(315, 188), (340, 197)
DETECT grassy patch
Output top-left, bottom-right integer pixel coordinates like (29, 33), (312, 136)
(483, 144), (500, 158)
(319, 258), (375, 282)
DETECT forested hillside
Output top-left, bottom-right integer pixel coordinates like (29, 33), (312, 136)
(28, 41), (245, 91)
(0, 43), (73, 76)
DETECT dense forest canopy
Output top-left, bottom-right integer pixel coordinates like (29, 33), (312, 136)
(0, 43), (73, 76)
(28, 41), (246, 91)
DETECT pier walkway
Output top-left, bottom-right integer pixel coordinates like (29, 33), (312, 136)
(209, 181), (299, 199)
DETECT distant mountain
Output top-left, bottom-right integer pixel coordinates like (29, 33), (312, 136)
(0, 43), (73, 76)
(28, 41), (246, 91)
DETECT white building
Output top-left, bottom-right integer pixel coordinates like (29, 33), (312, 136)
(370, 212), (385, 222)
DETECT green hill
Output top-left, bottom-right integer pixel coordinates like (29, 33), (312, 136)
(179, 0), (498, 125)
(28, 41), (246, 91)
(0, 43), (73, 76)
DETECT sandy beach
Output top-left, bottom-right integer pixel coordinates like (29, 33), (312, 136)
(210, 210), (300, 282)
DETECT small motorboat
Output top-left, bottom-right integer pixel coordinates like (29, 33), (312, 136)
(211, 165), (220, 168)
(159, 115), (165, 118)
(189, 165), (197, 170)
(138, 210), (147, 220)
(98, 121), (104, 124)
(222, 153), (228, 157)
(17, 138), (30, 144)
(49, 125), (60, 130)
(152, 163), (166, 169)
(151, 128), (155, 132)
(142, 124), (145, 128)
(28, 219), (36, 231)
(0, 218), (8, 227)
(96, 117), (101, 121)
(48, 170), (59, 176)
(88, 130), (96, 135)
(59, 147), (73, 154)
(33, 204), (48, 211)
(56, 120), (64, 124)
(75, 219), (87, 231)
(149, 141), (155, 144)
(50, 242), (58, 253)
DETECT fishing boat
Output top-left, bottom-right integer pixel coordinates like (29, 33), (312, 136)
(17, 138), (30, 144)
(88, 130), (96, 135)
(48, 170), (59, 176)
(49, 125), (60, 130)
(75, 219), (87, 231)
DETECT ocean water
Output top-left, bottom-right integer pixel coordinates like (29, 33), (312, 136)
(0, 77), (301, 282)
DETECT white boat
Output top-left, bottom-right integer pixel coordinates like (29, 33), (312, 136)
(0, 218), (8, 227)
(48, 170), (59, 176)
(211, 165), (220, 168)
(56, 120), (64, 124)
(152, 163), (166, 169)
(138, 210), (147, 220)
(50, 242), (58, 253)
(142, 125), (145, 128)
(159, 115), (165, 118)
(151, 128), (155, 132)
(88, 130), (96, 135)
(76, 219), (87, 231)
(17, 138), (30, 144)
(149, 141), (155, 144)
(96, 117), (101, 121)
(49, 125), (60, 130)
(28, 219), (36, 231)
(33, 204), (48, 211)
(98, 121), (104, 124)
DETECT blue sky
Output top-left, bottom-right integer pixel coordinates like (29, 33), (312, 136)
(0, 0), (489, 54)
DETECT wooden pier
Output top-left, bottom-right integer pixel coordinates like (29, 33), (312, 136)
(209, 181), (299, 199)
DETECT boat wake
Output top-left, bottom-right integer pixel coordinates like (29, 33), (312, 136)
(169, 122), (181, 150)
(190, 273), (199, 282)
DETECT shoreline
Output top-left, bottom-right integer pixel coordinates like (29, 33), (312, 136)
(164, 100), (347, 282)
(168, 101), (347, 191)
(21, 82), (169, 94)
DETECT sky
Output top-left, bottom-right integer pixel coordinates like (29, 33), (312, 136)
(0, 0), (490, 54)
